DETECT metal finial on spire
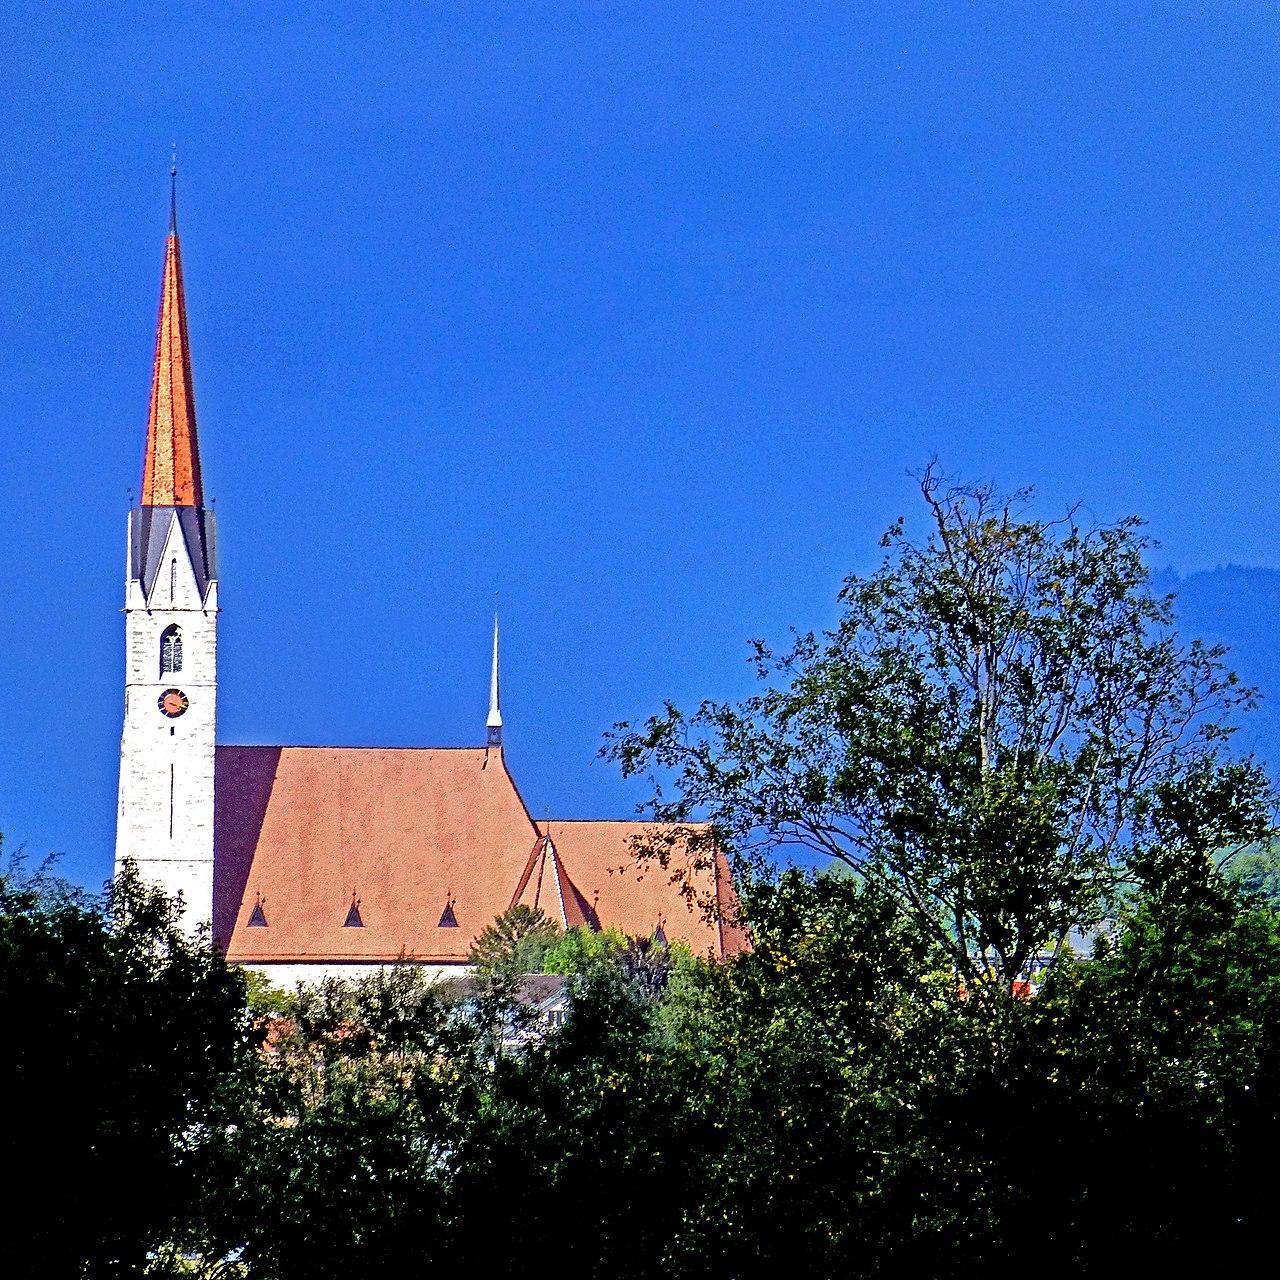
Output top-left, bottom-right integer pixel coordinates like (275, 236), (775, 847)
(486, 612), (503, 746)
(169, 145), (178, 233)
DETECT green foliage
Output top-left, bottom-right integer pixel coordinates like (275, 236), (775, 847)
(445, 970), (701, 1276)
(468, 903), (561, 977)
(211, 965), (478, 1280)
(1221, 838), (1280, 909)
(0, 855), (251, 1280)
(161, 860), (1280, 1276)
(606, 467), (1266, 988)
(655, 870), (959, 1275)
(10, 825), (1280, 1274)
(541, 922), (629, 975)
(982, 860), (1280, 1270)
(240, 967), (291, 1017)
(543, 923), (699, 1002)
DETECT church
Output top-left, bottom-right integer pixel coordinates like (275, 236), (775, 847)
(114, 184), (745, 986)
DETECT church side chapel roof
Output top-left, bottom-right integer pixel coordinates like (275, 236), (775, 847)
(213, 745), (745, 964)
(530, 820), (749, 957)
(510, 833), (601, 930)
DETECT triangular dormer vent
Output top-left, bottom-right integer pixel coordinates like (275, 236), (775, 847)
(344, 893), (364, 928)
(247, 895), (267, 928)
(438, 898), (459, 928)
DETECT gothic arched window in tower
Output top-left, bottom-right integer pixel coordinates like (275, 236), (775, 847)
(160, 624), (183, 676)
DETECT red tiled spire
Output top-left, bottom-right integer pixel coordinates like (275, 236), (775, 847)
(141, 172), (203, 507)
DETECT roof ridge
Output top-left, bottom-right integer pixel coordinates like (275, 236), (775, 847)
(494, 749), (539, 830)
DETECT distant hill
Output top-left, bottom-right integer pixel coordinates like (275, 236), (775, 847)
(1151, 565), (1280, 775)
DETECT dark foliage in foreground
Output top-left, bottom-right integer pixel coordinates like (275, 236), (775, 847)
(6, 473), (1280, 1277)
(7, 856), (1275, 1278)
(0, 855), (250, 1280)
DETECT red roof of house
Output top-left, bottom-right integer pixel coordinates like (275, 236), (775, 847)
(214, 745), (746, 964)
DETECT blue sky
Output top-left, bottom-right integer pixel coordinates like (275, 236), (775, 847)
(2, 5), (1279, 890)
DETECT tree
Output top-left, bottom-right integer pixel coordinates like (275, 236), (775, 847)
(541, 923), (629, 976)
(542, 924), (696, 1003)
(982, 829), (1280, 1270)
(0, 855), (251, 1279)
(1221, 838), (1280, 909)
(655, 867), (967, 1278)
(214, 965), (475, 1280)
(607, 467), (1271, 988)
(468, 904), (562, 977)
(444, 960), (707, 1278)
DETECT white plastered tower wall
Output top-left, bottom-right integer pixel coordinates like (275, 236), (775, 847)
(116, 509), (219, 934)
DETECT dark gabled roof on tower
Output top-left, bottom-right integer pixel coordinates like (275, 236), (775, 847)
(129, 503), (217, 599)
(142, 170), (204, 508)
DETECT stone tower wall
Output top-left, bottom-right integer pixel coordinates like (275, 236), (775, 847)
(115, 509), (218, 934)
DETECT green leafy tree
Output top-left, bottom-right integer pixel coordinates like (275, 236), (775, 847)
(1221, 838), (1280, 908)
(541, 923), (629, 975)
(211, 965), (478, 1280)
(607, 467), (1267, 988)
(0, 854), (251, 1280)
(445, 962), (708, 1278)
(986, 833), (1280, 1269)
(543, 925), (697, 1001)
(468, 903), (562, 977)
(648, 866), (998, 1278)
(240, 967), (292, 1017)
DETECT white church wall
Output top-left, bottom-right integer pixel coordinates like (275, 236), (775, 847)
(242, 961), (471, 990)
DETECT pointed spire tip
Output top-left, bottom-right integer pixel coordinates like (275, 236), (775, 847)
(142, 174), (203, 507)
(168, 149), (178, 235)
(486, 612), (503, 742)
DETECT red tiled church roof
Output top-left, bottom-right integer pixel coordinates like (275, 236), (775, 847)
(510, 834), (601, 930)
(214, 746), (745, 965)
(533, 820), (748, 958)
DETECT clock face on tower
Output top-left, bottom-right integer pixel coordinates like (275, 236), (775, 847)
(158, 688), (189, 718)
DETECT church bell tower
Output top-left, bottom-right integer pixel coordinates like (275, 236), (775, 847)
(115, 174), (219, 933)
